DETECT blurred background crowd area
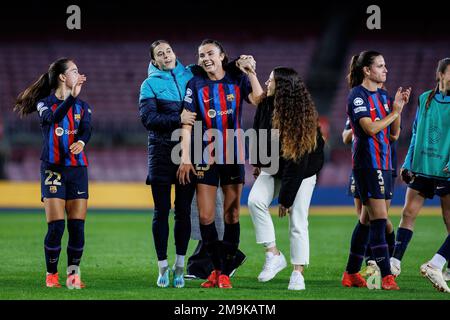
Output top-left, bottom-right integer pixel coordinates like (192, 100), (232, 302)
(0, 1), (447, 193)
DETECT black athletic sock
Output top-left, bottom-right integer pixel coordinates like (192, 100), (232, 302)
(44, 220), (65, 274)
(392, 227), (413, 261)
(222, 222), (240, 276)
(369, 219), (391, 277)
(437, 235), (450, 261)
(364, 246), (374, 264)
(67, 219), (85, 266)
(386, 229), (396, 258)
(200, 222), (222, 271)
(345, 222), (370, 274)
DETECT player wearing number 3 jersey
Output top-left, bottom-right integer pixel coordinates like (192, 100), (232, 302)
(343, 50), (410, 290)
(14, 58), (92, 289)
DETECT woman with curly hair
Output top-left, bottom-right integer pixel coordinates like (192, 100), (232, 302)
(248, 67), (324, 290)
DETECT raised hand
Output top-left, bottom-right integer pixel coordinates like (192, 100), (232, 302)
(236, 55), (256, 75)
(401, 87), (412, 104)
(71, 75), (86, 98)
(393, 86), (411, 114)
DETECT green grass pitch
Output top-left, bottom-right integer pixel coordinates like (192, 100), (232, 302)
(0, 207), (449, 300)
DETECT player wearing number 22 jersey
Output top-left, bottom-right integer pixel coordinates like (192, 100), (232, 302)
(14, 58), (92, 290)
(37, 93), (92, 201)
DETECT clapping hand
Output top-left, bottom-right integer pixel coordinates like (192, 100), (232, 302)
(236, 55), (256, 75)
(393, 87), (411, 114)
(71, 75), (86, 98)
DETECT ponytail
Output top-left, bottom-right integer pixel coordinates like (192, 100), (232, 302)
(347, 55), (362, 88)
(425, 57), (450, 111)
(14, 72), (51, 117)
(13, 58), (71, 117)
(346, 50), (382, 88)
(424, 84), (439, 111)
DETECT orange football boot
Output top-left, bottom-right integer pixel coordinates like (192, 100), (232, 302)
(46, 273), (62, 288)
(201, 270), (220, 288)
(342, 271), (367, 287)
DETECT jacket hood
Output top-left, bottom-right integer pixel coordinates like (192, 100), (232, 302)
(147, 59), (185, 78)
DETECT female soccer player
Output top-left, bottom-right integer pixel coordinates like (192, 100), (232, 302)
(178, 39), (263, 289)
(342, 114), (397, 280)
(390, 57), (450, 293)
(139, 40), (252, 288)
(14, 58), (91, 289)
(344, 50), (410, 290)
(248, 67), (324, 290)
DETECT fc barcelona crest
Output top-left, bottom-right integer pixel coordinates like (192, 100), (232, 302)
(196, 171), (204, 179)
(226, 94), (235, 102)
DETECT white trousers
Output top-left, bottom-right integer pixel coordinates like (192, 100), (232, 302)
(248, 172), (316, 265)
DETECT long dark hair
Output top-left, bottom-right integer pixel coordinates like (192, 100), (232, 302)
(198, 39), (229, 66)
(14, 58), (72, 117)
(425, 57), (450, 110)
(347, 50), (382, 88)
(271, 67), (318, 160)
(149, 39), (171, 60)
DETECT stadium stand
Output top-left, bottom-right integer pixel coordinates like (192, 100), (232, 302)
(2, 38), (449, 187)
(0, 39), (317, 183)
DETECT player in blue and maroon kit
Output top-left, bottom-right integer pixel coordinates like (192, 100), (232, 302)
(342, 51), (410, 290)
(178, 39), (263, 288)
(14, 58), (92, 289)
(343, 109), (398, 279)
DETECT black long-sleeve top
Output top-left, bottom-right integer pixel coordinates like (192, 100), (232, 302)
(253, 96), (324, 208)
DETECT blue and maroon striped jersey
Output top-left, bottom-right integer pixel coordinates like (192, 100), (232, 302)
(347, 85), (393, 170)
(183, 72), (252, 164)
(37, 94), (92, 167)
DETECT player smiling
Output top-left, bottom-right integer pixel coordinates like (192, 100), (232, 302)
(14, 58), (92, 289)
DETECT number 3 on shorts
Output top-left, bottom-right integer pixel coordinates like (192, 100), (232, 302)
(44, 170), (62, 186)
(376, 170), (385, 186)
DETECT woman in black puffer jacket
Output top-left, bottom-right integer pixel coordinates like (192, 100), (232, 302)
(248, 67), (324, 291)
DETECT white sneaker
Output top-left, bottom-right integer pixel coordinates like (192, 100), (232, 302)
(257, 251), (287, 282)
(443, 268), (450, 282)
(288, 271), (305, 290)
(420, 262), (450, 293)
(390, 257), (401, 277)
